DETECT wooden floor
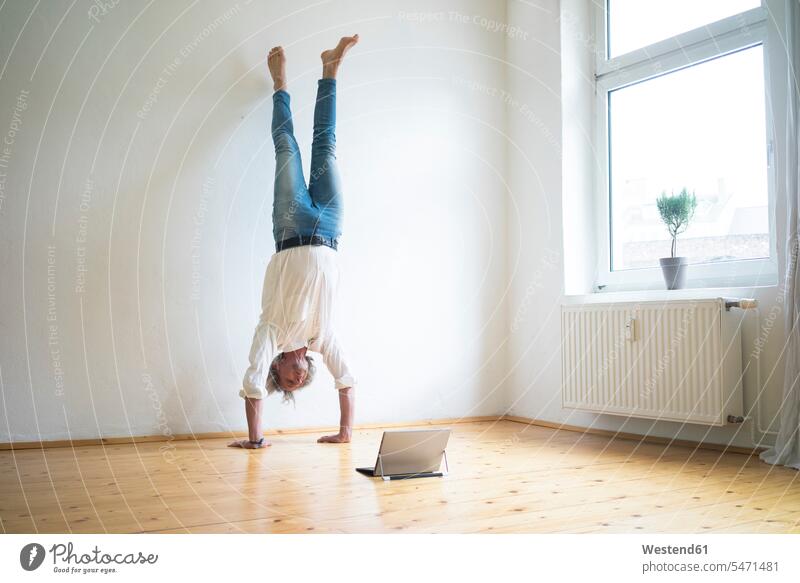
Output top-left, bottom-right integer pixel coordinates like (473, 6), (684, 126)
(1, 420), (799, 534)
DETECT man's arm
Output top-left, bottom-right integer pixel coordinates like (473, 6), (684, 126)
(229, 397), (269, 449)
(230, 320), (279, 449)
(314, 333), (356, 443)
(317, 387), (354, 443)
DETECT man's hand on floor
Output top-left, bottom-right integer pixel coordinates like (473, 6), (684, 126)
(317, 432), (351, 444)
(228, 438), (271, 449)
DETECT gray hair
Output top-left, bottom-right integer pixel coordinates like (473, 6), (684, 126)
(266, 353), (316, 404)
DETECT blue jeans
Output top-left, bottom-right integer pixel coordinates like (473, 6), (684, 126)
(272, 78), (342, 246)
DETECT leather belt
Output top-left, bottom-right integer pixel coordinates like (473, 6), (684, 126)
(276, 234), (338, 252)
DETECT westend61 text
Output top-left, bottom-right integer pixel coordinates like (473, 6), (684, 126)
(642, 544), (708, 555)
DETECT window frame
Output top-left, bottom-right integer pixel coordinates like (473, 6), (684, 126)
(593, 3), (777, 292)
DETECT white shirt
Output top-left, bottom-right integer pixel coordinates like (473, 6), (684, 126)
(241, 244), (355, 398)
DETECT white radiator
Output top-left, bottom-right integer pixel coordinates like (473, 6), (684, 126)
(561, 298), (744, 426)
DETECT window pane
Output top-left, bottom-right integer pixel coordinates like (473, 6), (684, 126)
(608, 0), (761, 57)
(608, 46), (768, 272)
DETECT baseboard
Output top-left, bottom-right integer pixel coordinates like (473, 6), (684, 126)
(0, 415), (499, 451)
(0, 413), (766, 456)
(502, 415), (767, 457)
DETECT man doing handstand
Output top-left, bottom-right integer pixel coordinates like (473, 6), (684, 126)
(230, 35), (360, 449)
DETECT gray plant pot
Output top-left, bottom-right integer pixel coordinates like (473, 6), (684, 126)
(659, 257), (688, 290)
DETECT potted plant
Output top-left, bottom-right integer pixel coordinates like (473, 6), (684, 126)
(656, 188), (697, 290)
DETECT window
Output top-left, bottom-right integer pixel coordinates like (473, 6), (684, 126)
(595, 1), (775, 291)
(607, 0), (762, 57)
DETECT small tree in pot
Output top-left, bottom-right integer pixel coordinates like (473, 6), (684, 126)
(656, 188), (697, 290)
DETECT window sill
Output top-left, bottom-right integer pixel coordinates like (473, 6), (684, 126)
(592, 258), (778, 296)
(563, 284), (778, 305)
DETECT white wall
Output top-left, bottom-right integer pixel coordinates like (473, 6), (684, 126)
(0, 0), (510, 441)
(504, 0), (788, 450)
(1, 0), (789, 450)
(503, 0), (565, 421)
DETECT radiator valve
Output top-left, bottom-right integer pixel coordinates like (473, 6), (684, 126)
(724, 298), (758, 311)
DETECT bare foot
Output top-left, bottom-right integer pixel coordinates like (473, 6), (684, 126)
(228, 438), (272, 449)
(321, 34), (359, 79)
(267, 46), (287, 92)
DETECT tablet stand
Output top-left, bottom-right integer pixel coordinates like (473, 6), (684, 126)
(376, 449), (449, 481)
